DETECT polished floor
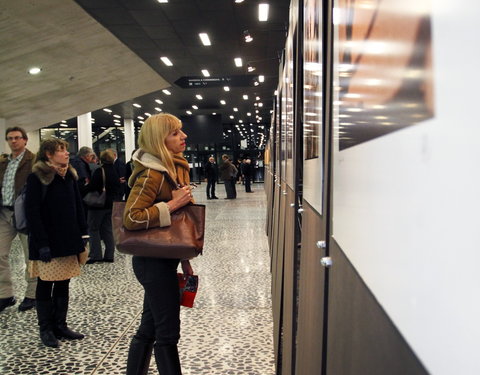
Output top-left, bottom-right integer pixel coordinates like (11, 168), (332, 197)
(0, 183), (274, 375)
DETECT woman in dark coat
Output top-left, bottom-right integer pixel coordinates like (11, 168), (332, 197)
(25, 138), (89, 348)
(85, 149), (123, 263)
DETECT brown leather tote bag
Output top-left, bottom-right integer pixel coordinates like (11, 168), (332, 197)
(112, 201), (205, 259)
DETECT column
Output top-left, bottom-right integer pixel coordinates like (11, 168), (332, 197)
(124, 118), (135, 161)
(77, 113), (93, 148)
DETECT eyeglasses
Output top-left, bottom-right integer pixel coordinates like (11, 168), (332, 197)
(6, 136), (23, 141)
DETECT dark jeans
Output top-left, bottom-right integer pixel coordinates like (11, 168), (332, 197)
(206, 179), (216, 198)
(131, 257), (181, 346)
(87, 209), (115, 261)
(224, 178), (237, 199)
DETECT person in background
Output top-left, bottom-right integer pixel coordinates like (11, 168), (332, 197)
(235, 158), (243, 184)
(107, 148), (127, 200)
(124, 149), (137, 201)
(85, 150), (123, 264)
(219, 155), (237, 199)
(70, 146), (95, 196)
(242, 158), (254, 193)
(204, 155), (218, 200)
(25, 138), (89, 348)
(123, 113), (194, 375)
(0, 126), (37, 313)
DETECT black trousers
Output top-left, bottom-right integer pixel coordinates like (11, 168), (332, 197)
(224, 178), (236, 199)
(131, 257), (181, 346)
(206, 178), (216, 198)
(244, 176), (252, 192)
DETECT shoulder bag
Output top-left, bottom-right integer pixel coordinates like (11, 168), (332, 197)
(111, 172), (205, 259)
(83, 168), (106, 208)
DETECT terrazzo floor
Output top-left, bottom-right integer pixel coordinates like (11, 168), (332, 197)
(0, 183), (275, 375)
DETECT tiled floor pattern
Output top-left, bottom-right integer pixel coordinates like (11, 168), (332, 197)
(0, 183), (274, 375)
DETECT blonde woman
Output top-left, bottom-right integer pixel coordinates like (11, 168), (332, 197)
(25, 138), (88, 347)
(124, 114), (193, 375)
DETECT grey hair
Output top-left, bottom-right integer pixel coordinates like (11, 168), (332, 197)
(77, 146), (94, 158)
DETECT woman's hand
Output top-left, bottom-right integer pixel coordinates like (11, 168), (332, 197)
(167, 186), (192, 212)
(181, 260), (194, 276)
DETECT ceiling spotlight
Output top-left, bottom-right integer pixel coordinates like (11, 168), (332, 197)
(235, 0), (244, 3)
(133, 103), (141, 108)
(258, 3), (269, 21)
(186, 110), (192, 115)
(223, 86), (230, 92)
(220, 100), (226, 105)
(160, 57), (173, 66)
(243, 30), (253, 43)
(247, 64), (256, 72)
(196, 94), (203, 100)
(243, 95), (248, 100)
(192, 105), (198, 109)
(28, 67), (42, 75)
(254, 81), (259, 86)
(199, 33), (211, 46)
(258, 75), (265, 82)
(162, 89), (171, 95)
(234, 57), (243, 67)
(155, 99), (163, 104)
(201, 70), (210, 77)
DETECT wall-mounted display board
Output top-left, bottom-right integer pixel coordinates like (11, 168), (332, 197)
(302, 0), (324, 214)
(331, 0), (480, 373)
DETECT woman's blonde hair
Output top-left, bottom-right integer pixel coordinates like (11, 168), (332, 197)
(138, 113), (182, 177)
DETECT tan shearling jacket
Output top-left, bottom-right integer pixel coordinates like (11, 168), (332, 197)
(123, 150), (190, 231)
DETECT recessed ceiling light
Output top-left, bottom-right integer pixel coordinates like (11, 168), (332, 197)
(186, 110), (192, 115)
(192, 105), (198, 110)
(213, 112), (217, 115)
(201, 69), (210, 77)
(199, 33), (211, 46)
(59, 123), (68, 128)
(155, 99), (163, 104)
(220, 100), (226, 105)
(160, 57), (173, 66)
(247, 64), (256, 72)
(145, 112), (151, 116)
(256, 96), (261, 100)
(223, 86), (230, 92)
(233, 108), (238, 112)
(155, 107), (162, 112)
(243, 95), (248, 100)
(258, 75), (265, 82)
(196, 94), (203, 100)
(157, 0), (168, 3)
(247, 112), (251, 116)
(162, 89), (171, 95)
(235, 0), (244, 3)
(258, 3), (269, 21)
(133, 103), (142, 108)
(138, 116), (145, 120)
(230, 115), (234, 119)
(113, 114), (121, 118)
(103, 108), (112, 113)
(28, 67), (42, 75)
(234, 58), (243, 67)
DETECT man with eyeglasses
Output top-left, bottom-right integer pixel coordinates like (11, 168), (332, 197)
(0, 127), (36, 312)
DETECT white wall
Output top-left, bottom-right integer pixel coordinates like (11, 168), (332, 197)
(331, 1), (480, 374)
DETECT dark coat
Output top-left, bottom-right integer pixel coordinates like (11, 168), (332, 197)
(85, 163), (123, 210)
(242, 163), (254, 177)
(204, 161), (218, 180)
(219, 160), (237, 181)
(25, 161), (88, 260)
(70, 156), (92, 197)
(0, 149), (35, 201)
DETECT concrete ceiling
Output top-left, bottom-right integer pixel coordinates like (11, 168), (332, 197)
(0, 0), (169, 132)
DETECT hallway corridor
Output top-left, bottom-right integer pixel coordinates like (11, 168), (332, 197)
(0, 183), (274, 375)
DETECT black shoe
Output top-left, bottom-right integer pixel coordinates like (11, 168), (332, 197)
(86, 259), (98, 264)
(212, 196), (219, 199)
(18, 297), (36, 312)
(102, 259), (114, 263)
(207, 197), (212, 200)
(0, 296), (16, 312)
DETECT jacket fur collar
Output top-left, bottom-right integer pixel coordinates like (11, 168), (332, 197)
(32, 160), (79, 185)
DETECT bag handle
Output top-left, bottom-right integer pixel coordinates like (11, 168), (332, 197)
(101, 167), (106, 192)
(161, 171), (179, 191)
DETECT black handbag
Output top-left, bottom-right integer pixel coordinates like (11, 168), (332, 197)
(83, 168), (106, 208)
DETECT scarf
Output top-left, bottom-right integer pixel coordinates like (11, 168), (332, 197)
(46, 161), (68, 178)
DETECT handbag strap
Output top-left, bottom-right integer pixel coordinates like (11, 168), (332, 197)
(101, 167), (106, 191)
(161, 171), (179, 191)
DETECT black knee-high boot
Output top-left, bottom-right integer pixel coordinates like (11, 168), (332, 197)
(53, 296), (84, 340)
(154, 344), (182, 375)
(36, 299), (59, 348)
(126, 337), (154, 375)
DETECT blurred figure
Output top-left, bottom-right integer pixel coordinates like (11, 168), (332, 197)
(25, 138), (89, 348)
(85, 150), (123, 264)
(204, 156), (218, 200)
(70, 146), (95, 196)
(219, 155), (237, 199)
(242, 158), (254, 193)
(107, 148), (127, 199)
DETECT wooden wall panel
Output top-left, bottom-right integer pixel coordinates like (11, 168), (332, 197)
(295, 202), (327, 375)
